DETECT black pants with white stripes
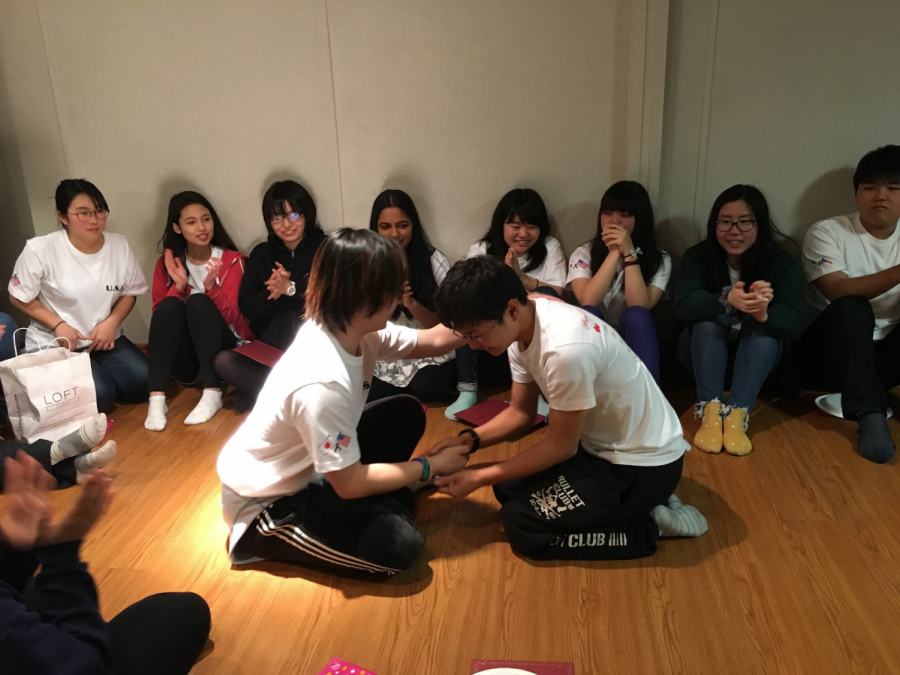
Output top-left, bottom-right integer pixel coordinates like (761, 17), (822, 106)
(233, 395), (427, 576)
(493, 449), (683, 560)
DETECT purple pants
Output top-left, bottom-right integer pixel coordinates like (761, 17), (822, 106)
(583, 305), (660, 384)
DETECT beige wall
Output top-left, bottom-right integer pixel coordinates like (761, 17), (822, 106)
(0, 0), (658, 341)
(2, 0), (898, 343)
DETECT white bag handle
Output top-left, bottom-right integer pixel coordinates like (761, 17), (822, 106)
(13, 326), (75, 361)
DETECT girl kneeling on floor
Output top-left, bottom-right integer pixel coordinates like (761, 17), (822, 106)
(145, 191), (253, 430)
(675, 184), (802, 455)
(566, 181), (670, 382)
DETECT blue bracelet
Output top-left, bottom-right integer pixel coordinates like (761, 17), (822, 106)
(411, 457), (430, 481)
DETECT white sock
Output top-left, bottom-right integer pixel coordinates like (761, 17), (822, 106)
(651, 494), (708, 538)
(184, 390), (223, 426)
(75, 440), (117, 483)
(50, 414), (107, 464)
(144, 395), (168, 432)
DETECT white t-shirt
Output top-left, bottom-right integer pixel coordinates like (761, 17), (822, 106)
(565, 243), (672, 327)
(8, 230), (149, 352)
(374, 249), (453, 388)
(466, 235), (567, 288)
(217, 319), (418, 558)
(184, 246), (224, 294)
(508, 297), (688, 467)
(803, 212), (900, 340)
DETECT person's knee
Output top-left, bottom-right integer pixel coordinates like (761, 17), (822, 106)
(154, 295), (187, 318)
(829, 295), (875, 331)
(382, 517), (425, 571)
(619, 305), (655, 332)
(0, 312), (17, 330)
(185, 292), (216, 313)
(94, 375), (116, 413)
(691, 315), (729, 338)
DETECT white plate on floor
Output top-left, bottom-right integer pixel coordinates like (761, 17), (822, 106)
(814, 394), (892, 419)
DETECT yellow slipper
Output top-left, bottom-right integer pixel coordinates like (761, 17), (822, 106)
(723, 407), (753, 456)
(694, 401), (723, 454)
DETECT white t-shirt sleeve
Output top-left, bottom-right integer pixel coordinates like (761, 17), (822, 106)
(121, 241), (149, 295)
(290, 383), (362, 473)
(537, 237), (567, 288)
(8, 242), (46, 303)
(431, 250), (450, 285)
(802, 221), (845, 282)
(465, 241), (488, 259)
(649, 252), (672, 292)
(543, 343), (598, 412)
(566, 244), (594, 287)
(508, 348), (535, 384)
(374, 322), (419, 361)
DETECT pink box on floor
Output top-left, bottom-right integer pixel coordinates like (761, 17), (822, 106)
(471, 660), (575, 674)
(318, 658), (378, 675)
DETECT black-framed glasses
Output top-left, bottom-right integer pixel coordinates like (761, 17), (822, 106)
(68, 210), (109, 223)
(271, 212), (302, 226)
(716, 219), (756, 233)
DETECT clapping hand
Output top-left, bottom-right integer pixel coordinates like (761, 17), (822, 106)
(202, 257), (223, 292)
(164, 249), (188, 291)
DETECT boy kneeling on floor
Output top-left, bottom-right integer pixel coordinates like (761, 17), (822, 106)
(428, 256), (707, 560)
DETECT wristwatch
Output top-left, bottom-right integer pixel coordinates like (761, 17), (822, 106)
(458, 428), (480, 453)
(285, 281), (297, 297)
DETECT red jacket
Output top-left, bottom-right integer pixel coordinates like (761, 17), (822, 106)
(151, 249), (254, 341)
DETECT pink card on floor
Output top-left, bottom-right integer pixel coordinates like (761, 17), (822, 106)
(105, 419), (114, 434)
(471, 660), (574, 674)
(318, 658), (378, 675)
(234, 340), (284, 368)
(454, 399), (545, 428)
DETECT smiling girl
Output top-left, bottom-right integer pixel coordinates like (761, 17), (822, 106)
(446, 188), (567, 419)
(675, 185), (802, 456)
(8, 179), (149, 413)
(566, 181), (669, 382)
(145, 191), (252, 430)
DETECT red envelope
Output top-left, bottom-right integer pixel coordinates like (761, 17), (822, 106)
(233, 341), (284, 368)
(471, 660), (575, 674)
(453, 399), (545, 428)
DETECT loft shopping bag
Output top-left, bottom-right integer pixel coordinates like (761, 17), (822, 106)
(0, 328), (98, 442)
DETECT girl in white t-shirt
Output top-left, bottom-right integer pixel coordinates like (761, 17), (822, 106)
(368, 189), (456, 403)
(8, 179), (149, 413)
(566, 181), (670, 383)
(446, 188), (567, 420)
(145, 191), (253, 431)
(217, 228), (469, 574)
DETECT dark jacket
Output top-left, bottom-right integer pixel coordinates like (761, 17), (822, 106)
(239, 229), (325, 344)
(0, 540), (113, 674)
(675, 242), (804, 341)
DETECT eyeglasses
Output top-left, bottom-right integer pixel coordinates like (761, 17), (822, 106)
(452, 321), (500, 344)
(716, 219), (756, 233)
(271, 212), (302, 226)
(68, 210), (109, 223)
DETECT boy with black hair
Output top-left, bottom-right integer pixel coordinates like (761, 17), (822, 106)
(428, 256), (706, 561)
(799, 145), (900, 463)
(217, 228), (469, 575)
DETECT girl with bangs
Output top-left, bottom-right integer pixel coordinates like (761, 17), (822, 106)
(145, 191), (252, 430)
(566, 181), (670, 383)
(217, 228), (468, 575)
(446, 188), (567, 420)
(368, 189), (456, 403)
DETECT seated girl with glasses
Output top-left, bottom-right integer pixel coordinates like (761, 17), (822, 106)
(213, 180), (325, 411)
(675, 185), (803, 456)
(8, 179), (149, 413)
(145, 191), (253, 430)
(368, 189), (457, 404)
(446, 188), (567, 420)
(566, 181), (670, 382)
(217, 228), (469, 575)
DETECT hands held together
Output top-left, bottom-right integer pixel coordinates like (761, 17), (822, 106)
(727, 280), (774, 322)
(600, 223), (635, 257)
(266, 262), (293, 300)
(417, 434), (488, 501)
(0, 452), (113, 550)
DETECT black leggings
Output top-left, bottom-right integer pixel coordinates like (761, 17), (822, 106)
(233, 395), (427, 575)
(148, 294), (237, 392)
(214, 313), (303, 402)
(368, 360), (458, 404)
(0, 438), (77, 489)
(108, 592), (211, 674)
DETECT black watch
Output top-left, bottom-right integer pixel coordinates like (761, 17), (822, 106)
(458, 428), (480, 453)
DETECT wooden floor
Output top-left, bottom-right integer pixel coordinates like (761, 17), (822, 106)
(17, 386), (900, 674)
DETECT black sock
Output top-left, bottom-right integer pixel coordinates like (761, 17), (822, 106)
(856, 412), (895, 464)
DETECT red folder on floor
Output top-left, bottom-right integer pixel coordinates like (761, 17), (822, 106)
(233, 341), (284, 368)
(471, 660), (575, 674)
(453, 399), (545, 428)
